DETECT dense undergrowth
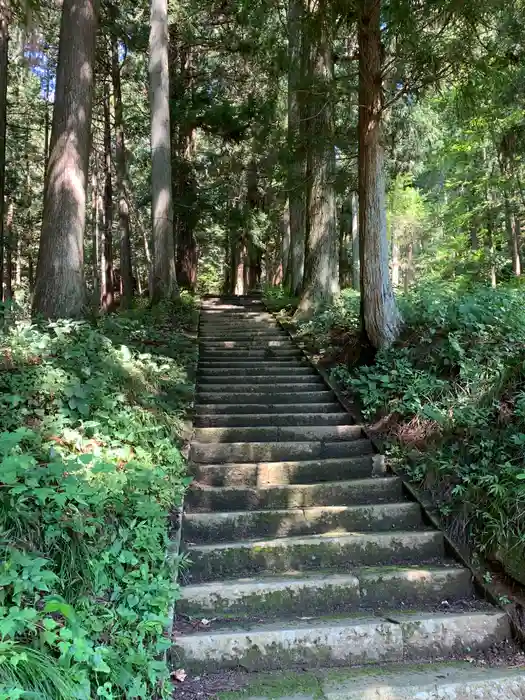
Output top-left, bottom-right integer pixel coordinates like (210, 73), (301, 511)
(265, 282), (525, 573)
(0, 298), (197, 699)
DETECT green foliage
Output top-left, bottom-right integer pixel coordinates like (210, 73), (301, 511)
(306, 282), (525, 556)
(0, 299), (197, 698)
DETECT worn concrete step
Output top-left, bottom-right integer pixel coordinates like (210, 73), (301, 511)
(199, 328), (286, 337)
(197, 375), (324, 388)
(197, 382), (325, 395)
(320, 664), (525, 700)
(185, 529), (444, 582)
(186, 475), (402, 511)
(192, 424), (363, 445)
(198, 365), (316, 377)
(192, 454), (375, 487)
(190, 436), (371, 464)
(200, 320), (275, 328)
(178, 566), (473, 617)
(200, 340), (294, 350)
(183, 502), (424, 543)
(194, 402), (343, 416)
(194, 413), (352, 428)
(200, 350), (302, 361)
(198, 359), (309, 368)
(197, 663), (525, 699)
(173, 610), (509, 672)
(196, 391), (335, 405)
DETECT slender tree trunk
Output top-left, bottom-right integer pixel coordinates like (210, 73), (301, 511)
(0, 10), (7, 301)
(32, 0), (98, 318)
(339, 204), (349, 287)
(287, 0), (306, 296)
(391, 235), (400, 288)
(514, 215), (522, 275)
(505, 198), (521, 276)
(149, 0), (178, 302)
(281, 205), (291, 287)
(111, 37), (134, 309)
(91, 161), (100, 301)
(351, 190), (359, 289)
(28, 254), (34, 293)
(404, 242), (413, 293)
(101, 78), (113, 311)
(44, 50), (51, 175)
(296, 2), (339, 316)
(4, 199), (13, 300)
(358, 0), (401, 348)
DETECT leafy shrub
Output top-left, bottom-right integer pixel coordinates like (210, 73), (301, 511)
(0, 299), (197, 699)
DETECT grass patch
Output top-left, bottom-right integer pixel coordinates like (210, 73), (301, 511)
(0, 296), (197, 698)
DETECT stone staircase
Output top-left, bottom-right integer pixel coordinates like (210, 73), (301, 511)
(173, 296), (525, 698)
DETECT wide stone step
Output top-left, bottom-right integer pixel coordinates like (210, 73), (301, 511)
(198, 365), (317, 377)
(199, 358), (308, 366)
(199, 349), (302, 360)
(185, 530), (444, 582)
(192, 454), (375, 487)
(194, 412), (352, 428)
(192, 425), (363, 445)
(196, 390), (335, 405)
(197, 375), (324, 388)
(194, 402), (343, 415)
(200, 340), (294, 349)
(178, 566), (473, 617)
(173, 610), (508, 672)
(186, 475), (402, 511)
(197, 382), (325, 395)
(199, 330), (287, 339)
(183, 502), (424, 543)
(190, 437), (369, 464)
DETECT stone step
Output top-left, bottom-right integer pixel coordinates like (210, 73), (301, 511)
(194, 412), (352, 428)
(197, 382), (325, 395)
(198, 358), (309, 367)
(185, 529), (444, 582)
(320, 664), (525, 700)
(192, 663), (525, 699)
(192, 424), (363, 445)
(200, 349), (302, 360)
(190, 436), (369, 464)
(197, 375), (324, 387)
(194, 402), (343, 415)
(186, 475), (402, 511)
(183, 502), (424, 543)
(178, 565), (473, 617)
(192, 454), (375, 487)
(196, 390), (335, 405)
(200, 340), (294, 349)
(173, 610), (509, 672)
(199, 329), (287, 337)
(198, 366), (317, 377)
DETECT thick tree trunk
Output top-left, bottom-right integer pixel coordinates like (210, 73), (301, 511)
(0, 10), (6, 301)
(296, 4), (339, 317)
(514, 215), (522, 276)
(351, 191), (359, 289)
(287, 0), (306, 296)
(358, 0), (401, 348)
(281, 205), (291, 287)
(339, 204), (349, 288)
(101, 79), (113, 312)
(32, 0), (98, 318)
(149, 0), (178, 302)
(505, 198), (521, 277)
(111, 39), (134, 308)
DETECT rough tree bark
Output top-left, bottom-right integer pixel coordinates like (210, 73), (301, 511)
(0, 7), (7, 301)
(351, 190), (359, 289)
(101, 78), (113, 312)
(32, 0), (98, 318)
(296, 0), (339, 317)
(358, 0), (401, 348)
(149, 0), (178, 302)
(287, 0), (306, 296)
(111, 37), (134, 308)
(4, 200), (12, 300)
(91, 163), (100, 302)
(169, 35), (198, 291)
